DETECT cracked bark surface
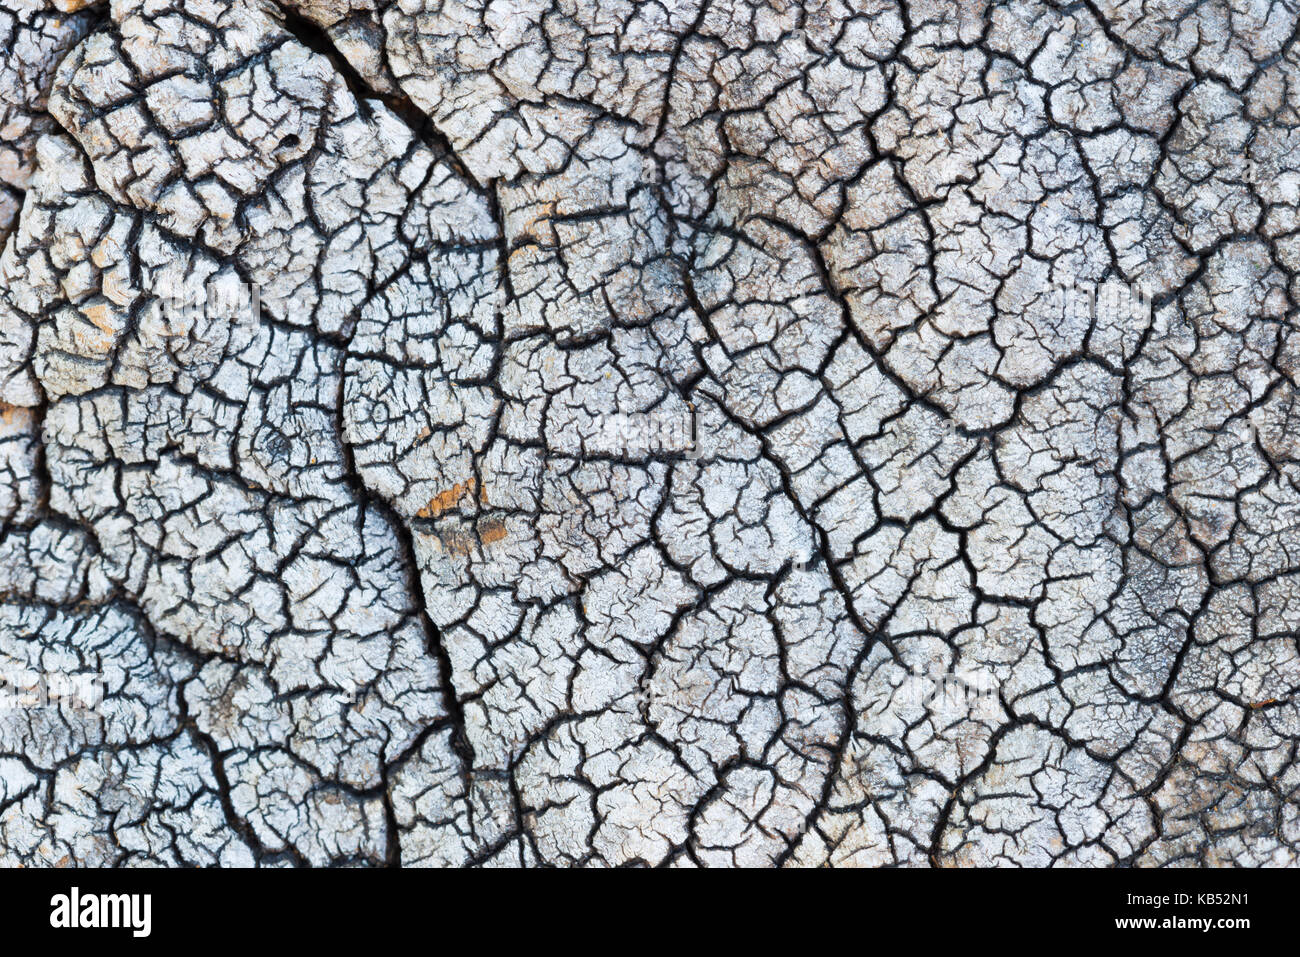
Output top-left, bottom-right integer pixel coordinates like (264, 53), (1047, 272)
(1, 0), (1299, 867)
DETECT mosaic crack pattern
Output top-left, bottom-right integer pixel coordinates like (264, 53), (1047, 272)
(1, 0), (1299, 867)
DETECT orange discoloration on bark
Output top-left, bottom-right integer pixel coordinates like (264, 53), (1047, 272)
(417, 478), (477, 518)
(0, 402), (34, 428)
(81, 302), (117, 334)
(91, 236), (118, 268)
(425, 516), (508, 555)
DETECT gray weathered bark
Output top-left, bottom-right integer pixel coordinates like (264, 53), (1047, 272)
(1, 0), (1298, 866)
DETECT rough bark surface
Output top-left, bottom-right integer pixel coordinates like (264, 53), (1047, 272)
(2, 0), (1300, 867)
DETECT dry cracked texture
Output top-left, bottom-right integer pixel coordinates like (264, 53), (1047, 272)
(0, 0), (1299, 868)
